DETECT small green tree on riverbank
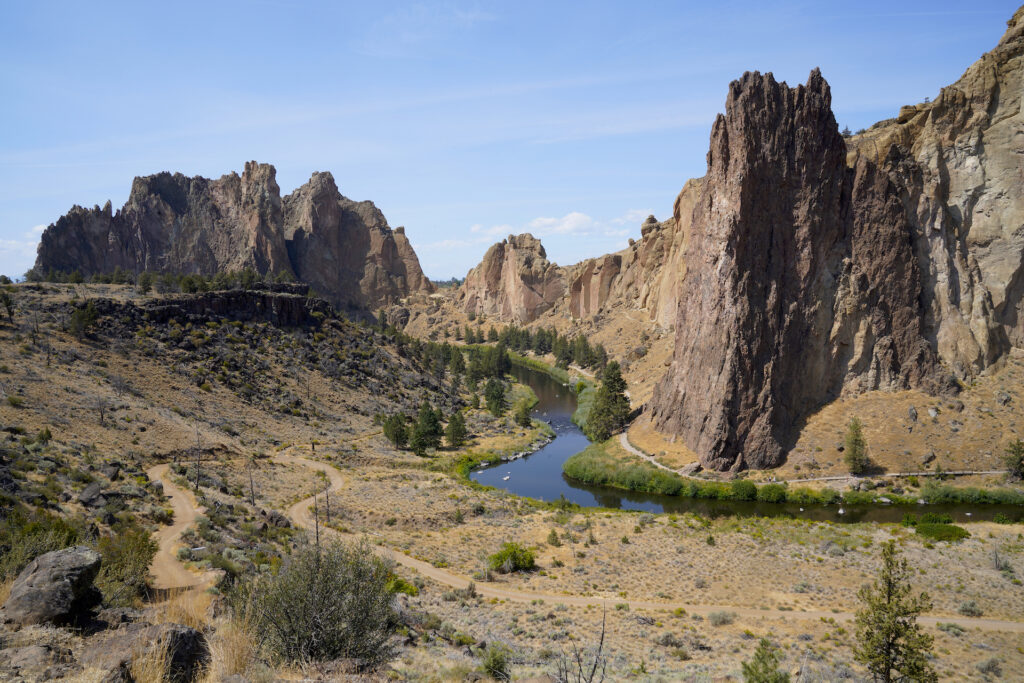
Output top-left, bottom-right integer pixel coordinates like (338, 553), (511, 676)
(1004, 438), (1024, 480)
(485, 379), (507, 417)
(844, 417), (870, 475)
(445, 410), (467, 448)
(585, 361), (630, 441)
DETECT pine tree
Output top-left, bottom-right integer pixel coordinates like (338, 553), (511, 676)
(445, 411), (467, 449)
(585, 361), (630, 441)
(412, 400), (443, 453)
(1004, 438), (1024, 480)
(382, 414), (408, 449)
(741, 638), (789, 683)
(853, 541), (937, 683)
(484, 379), (507, 417)
(514, 401), (532, 427)
(844, 417), (870, 475)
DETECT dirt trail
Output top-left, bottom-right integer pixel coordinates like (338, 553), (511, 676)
(142, 449), (1024, 632)
(146, 464), (217, 591)
(619, 433), (1008, 484)
(276, 451), (1024, 633)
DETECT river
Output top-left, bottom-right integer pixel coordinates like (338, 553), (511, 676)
(470, 363), (1023, 523)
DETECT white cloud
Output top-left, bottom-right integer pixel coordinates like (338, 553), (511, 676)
(611, 208), (652, 226)
(526, 211), (595, 237)
(0, 225), (46, 279)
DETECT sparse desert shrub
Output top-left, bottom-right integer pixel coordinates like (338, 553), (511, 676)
(708, 611), (736, 626)
(957, 600), (983, 617)
(0, 508), (82, 580)
(976, 657), (1001, 677)
(232, 539), (396, 665)
(481, 643), (511, 681)
(936, 622), (964, 637)
(488, 542), (535, 574)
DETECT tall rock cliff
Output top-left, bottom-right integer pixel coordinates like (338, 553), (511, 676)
(565, 179), (700, 327)
(282, 171), (434, 310)
(650, 67), (964, 470)
(459, 234), (565, 323)
(34, 162), (434, 312)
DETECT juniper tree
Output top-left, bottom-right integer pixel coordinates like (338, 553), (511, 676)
(844, 417), (870, 475)
(853, 541), (936, 683)
(445, 410), (467, 449)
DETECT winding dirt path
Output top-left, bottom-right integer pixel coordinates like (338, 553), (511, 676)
(276, 452), (1024, 633)
(145, 451), (1024, 632)
(619, 433), (1008, 484)
(146, 464), (217, 591)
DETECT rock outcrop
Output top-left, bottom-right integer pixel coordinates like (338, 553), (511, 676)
(846, 8), (1024, 374)
(34, 163), (434, 313)
(649, 68), (959, 471)
(282, 171), (433, 310)
(1, 546), (102, 626)
(459, 234), (565, 323)
(564, 181), (699, 326)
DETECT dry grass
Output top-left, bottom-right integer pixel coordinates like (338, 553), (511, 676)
(130, 638), (170, 683)
(201, 618), (260, 682)
(0, 576), (13, 606)
(156, 588), (213, 630)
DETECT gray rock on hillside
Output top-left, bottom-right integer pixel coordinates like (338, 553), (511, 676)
(1, 546), (102, 626)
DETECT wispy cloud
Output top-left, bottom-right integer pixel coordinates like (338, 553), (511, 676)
(0, 225), (44, 278)
(356, 2), (497, 58)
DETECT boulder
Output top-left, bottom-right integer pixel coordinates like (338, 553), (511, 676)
(1, 546), (102, 626)
(79, 481), (107, 507)
(82, 622), (209, 683)
(908, 406), (918, 422)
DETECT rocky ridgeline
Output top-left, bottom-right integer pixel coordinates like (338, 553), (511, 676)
(34, 162), (434, 314)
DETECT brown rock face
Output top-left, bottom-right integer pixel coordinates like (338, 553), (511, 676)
(283, 171), (434, 311)
(34, 162), (434, 312)
(459, 233), (565, 323)
(650, 70), (948, 471)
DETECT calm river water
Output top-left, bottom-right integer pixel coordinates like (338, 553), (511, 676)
(470, 364), (1023, 523)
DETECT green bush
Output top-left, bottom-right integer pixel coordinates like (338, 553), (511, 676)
(757, 483), (788, 503)
(232, 540), (396, 665)
(481, 643), (511, 680)
(488, 542), (535, 574)
(0, 508), (82, 580)
(730, 480), (757, 501)
(914, 523), (969, 543)
(95, 528), (158, 606)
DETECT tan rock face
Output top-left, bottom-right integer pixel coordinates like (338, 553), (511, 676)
(34, 162), (433, 312)
(459, 233), (565, 323)
(847, 8), (1024, 374)
(283, 171), (434, 311)
(650, 70), (950, 471)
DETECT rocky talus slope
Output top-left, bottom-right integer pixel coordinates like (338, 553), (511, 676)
(34, 162), (434, 312)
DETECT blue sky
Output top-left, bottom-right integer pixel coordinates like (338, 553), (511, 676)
(1, 1), (1018, 279)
